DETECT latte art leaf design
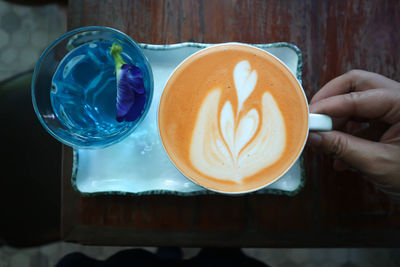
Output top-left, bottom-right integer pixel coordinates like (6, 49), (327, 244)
(190, 60), (286, 183)
(220, 67), (259, 161)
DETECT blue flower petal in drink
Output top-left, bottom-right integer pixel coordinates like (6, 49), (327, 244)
(110, 42), (146, 122)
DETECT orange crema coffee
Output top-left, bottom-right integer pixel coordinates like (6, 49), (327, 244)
(159, 44), (308, 193)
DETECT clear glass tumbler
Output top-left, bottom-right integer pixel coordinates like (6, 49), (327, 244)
(32, 26), (153, 148)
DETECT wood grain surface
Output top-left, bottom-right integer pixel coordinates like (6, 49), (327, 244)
(62, 0), (400, 247)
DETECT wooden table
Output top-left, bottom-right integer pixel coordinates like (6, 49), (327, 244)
(62, 0), (400, 247)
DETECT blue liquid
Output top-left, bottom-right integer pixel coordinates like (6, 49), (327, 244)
(51, 41), (146, 146)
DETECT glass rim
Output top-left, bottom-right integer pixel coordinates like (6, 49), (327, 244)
(31, 26), (154, 148)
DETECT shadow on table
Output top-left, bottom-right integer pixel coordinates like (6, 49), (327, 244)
(55, 248), (269, 267)
(0, 70), (61, 247)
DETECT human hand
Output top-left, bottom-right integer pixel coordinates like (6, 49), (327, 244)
(308, 70), (400, 197)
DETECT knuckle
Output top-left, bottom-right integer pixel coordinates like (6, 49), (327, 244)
(346, 69), (364, 81)
(342, 92), (360, 112)
(325, 134), (348, 159)
(345, 69), (366, 91)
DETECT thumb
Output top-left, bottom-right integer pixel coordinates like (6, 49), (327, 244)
(308, 131), (388, 175)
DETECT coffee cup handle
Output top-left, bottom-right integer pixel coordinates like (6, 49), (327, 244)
(309, 114), (333, 131)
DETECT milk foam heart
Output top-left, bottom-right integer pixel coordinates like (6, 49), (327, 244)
(190, 60), (286, 183)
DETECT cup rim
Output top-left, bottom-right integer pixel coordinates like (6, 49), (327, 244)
(31, 26), (154, 149)
(158, 42), (309, 195)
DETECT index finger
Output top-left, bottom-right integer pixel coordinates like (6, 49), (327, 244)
(310, 70), (400, 104)
(309, 88), (400, 124)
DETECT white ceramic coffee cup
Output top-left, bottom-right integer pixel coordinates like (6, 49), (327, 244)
(159, 43), (332, 194)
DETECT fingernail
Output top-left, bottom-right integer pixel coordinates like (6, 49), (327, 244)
(308, 132), (322, 147)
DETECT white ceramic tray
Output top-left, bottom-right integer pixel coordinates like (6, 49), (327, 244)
(72, 42), (305, 196)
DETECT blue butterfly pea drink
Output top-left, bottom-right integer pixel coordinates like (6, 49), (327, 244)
(32, 27), (153, 148)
